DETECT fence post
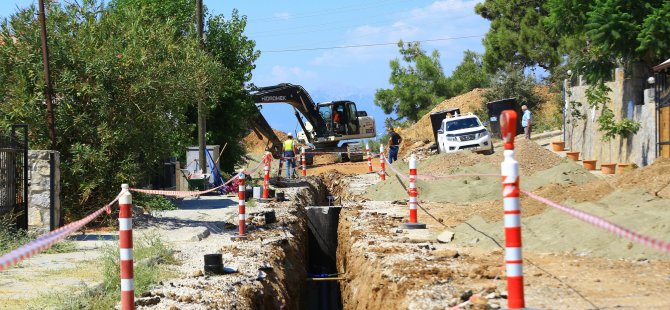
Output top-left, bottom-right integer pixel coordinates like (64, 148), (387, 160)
(119, 184), (134, 310)
(301, 147), (306, 177)
(379, 144), (386, 181)
(232, 171), (248, 240)
(366, 142), (373, 173)
(500, 110), (524, 309)
(263, 153), (270, 199)
(400, 154), (425, 229)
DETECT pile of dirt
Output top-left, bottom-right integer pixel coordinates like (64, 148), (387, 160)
(512, 137), (565, 175)
(400, 89), (486, 154)
(614, 157), (670, 199)
(243, 129), (288, 154)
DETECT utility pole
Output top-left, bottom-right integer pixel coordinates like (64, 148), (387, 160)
(38, 0), (56, 149)
(196, 0), (206, 174)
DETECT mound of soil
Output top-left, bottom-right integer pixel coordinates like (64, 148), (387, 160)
(400, 89), (486, 154)
(512, 137), (564, 175)
(243, 129), (288, 154)
(614, 157), (670, 198)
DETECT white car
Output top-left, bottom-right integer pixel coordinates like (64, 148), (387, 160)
(436, 113), (494, 155)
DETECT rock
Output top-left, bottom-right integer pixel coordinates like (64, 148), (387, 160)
(500, 291), (508, 299)
(489, 303), (501, 309)
(437, 230), (455, 243)
(135, 296), (161, 306)
(460, 290), (473, 301)
(485, 292), (497, 299)
(179, 295), (193, 303)
(169, 306), (180, 310)
(191, 270), (204, 277)
(257, 270), (267, 280)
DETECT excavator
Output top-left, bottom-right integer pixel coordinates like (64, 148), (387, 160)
(248, 83), (376, 163)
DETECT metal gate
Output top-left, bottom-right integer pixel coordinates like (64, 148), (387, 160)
(0, 125), (28, 230)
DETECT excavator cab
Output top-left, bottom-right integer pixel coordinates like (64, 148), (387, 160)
(318, 101), (359, 136)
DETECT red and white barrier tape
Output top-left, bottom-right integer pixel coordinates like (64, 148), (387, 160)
(130, 161), (263, 197)
(0, 192), (122, 271)
(521, 190), (670, 254)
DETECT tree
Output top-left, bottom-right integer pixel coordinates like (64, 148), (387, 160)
(482, 67), (543, 111)
(475, 0), (561, 73)
(0, 1), (225, 220)
(447, 50), (490, 95)
(203, 10), (261, 173)
(374, 41), (449, 123)
(546, 0), (670, 82)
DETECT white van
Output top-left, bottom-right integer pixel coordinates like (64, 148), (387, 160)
(436, 113), (494, 155)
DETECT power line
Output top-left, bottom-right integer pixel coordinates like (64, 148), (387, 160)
(260, 35), (485, 53)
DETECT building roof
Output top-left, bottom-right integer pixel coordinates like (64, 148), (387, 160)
(653, 58), (670, 72)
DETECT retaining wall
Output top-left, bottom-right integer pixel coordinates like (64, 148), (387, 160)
(565, 68), (657, 166)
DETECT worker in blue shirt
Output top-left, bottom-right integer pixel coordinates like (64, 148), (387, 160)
(521, 105), (532, 139)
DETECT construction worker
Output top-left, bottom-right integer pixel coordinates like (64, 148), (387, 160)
(283, 132), (298, 178)
(387, 127), (402, 164)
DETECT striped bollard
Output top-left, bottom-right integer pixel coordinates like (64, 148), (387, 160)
(277, 157), (284, 179)
(379, 144), (386, 181)
(232, 171), (248, 240)
(262, 154), (270, 199)
(500, 110), (524, 309)
(119, 184), (134, 310)
(400, 154), (425, 229)
(366, 142), (373, 173)
(301, 147), (306, 177)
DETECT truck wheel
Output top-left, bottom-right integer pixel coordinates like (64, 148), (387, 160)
(337, 153), (350, 162)
(482, 145), (495, 155)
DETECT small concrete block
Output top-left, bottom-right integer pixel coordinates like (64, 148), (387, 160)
(437, 230), (455, 243)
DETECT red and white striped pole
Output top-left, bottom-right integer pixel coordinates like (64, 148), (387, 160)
(500, 110), (524, 309)
(366, 142), (373, 173)
(379, 144), (386, 181)
(119, 184), (134, 310)
(301, 147), (307, 177)
(400, 154), (425, 229)
(262, 152), (270, 199)
(232, 171), (248, 240)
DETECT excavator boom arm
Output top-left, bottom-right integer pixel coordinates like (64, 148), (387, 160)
(251, 83), (327, 137)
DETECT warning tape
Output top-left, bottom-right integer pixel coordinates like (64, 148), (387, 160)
(130, 162), (263, 197)
(0, 192), (122, 271)
(521, 190), (670, 254)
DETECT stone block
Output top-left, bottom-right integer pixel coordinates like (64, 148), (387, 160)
(28, 207), (43, 227)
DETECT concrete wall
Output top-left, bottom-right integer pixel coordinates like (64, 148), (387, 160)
(27, 150), (60, 233)
(565, 68), (657, 166)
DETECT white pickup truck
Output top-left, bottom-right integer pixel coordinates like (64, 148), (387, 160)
(436, 113), (494, 155)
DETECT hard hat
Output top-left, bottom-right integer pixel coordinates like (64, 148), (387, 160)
(287, 132), (293, 137)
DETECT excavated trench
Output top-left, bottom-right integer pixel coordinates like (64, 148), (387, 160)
(276, 176), (345, 309)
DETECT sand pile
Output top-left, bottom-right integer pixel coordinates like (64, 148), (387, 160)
(418, 136), (564, 177)
(614, 157), (670, 199)
(242, 129), (288, 154)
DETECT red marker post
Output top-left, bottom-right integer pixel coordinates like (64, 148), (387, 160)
(400, 154), (426, 229)
(366, 142), (373, 173)
(262, 152), (271, 200)
(232, 171), (248, 241)
(379, 144), (386, 181)
(301, 147), (307, 177)
(500, 110), (525, 309)
(119, 184), (134, 310)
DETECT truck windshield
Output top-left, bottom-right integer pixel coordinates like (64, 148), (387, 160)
(445, 117), (481, 131)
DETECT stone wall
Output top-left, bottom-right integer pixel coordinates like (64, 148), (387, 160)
(565, 68), (657, 167)
(27, 150), (60, 233)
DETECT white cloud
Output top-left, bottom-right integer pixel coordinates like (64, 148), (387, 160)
(256, 65), (318, 85)
(273, 12), (291, 20)
(309, 0), (487, 68)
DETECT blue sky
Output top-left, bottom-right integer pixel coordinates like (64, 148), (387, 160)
(0, 0), (489, 136)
